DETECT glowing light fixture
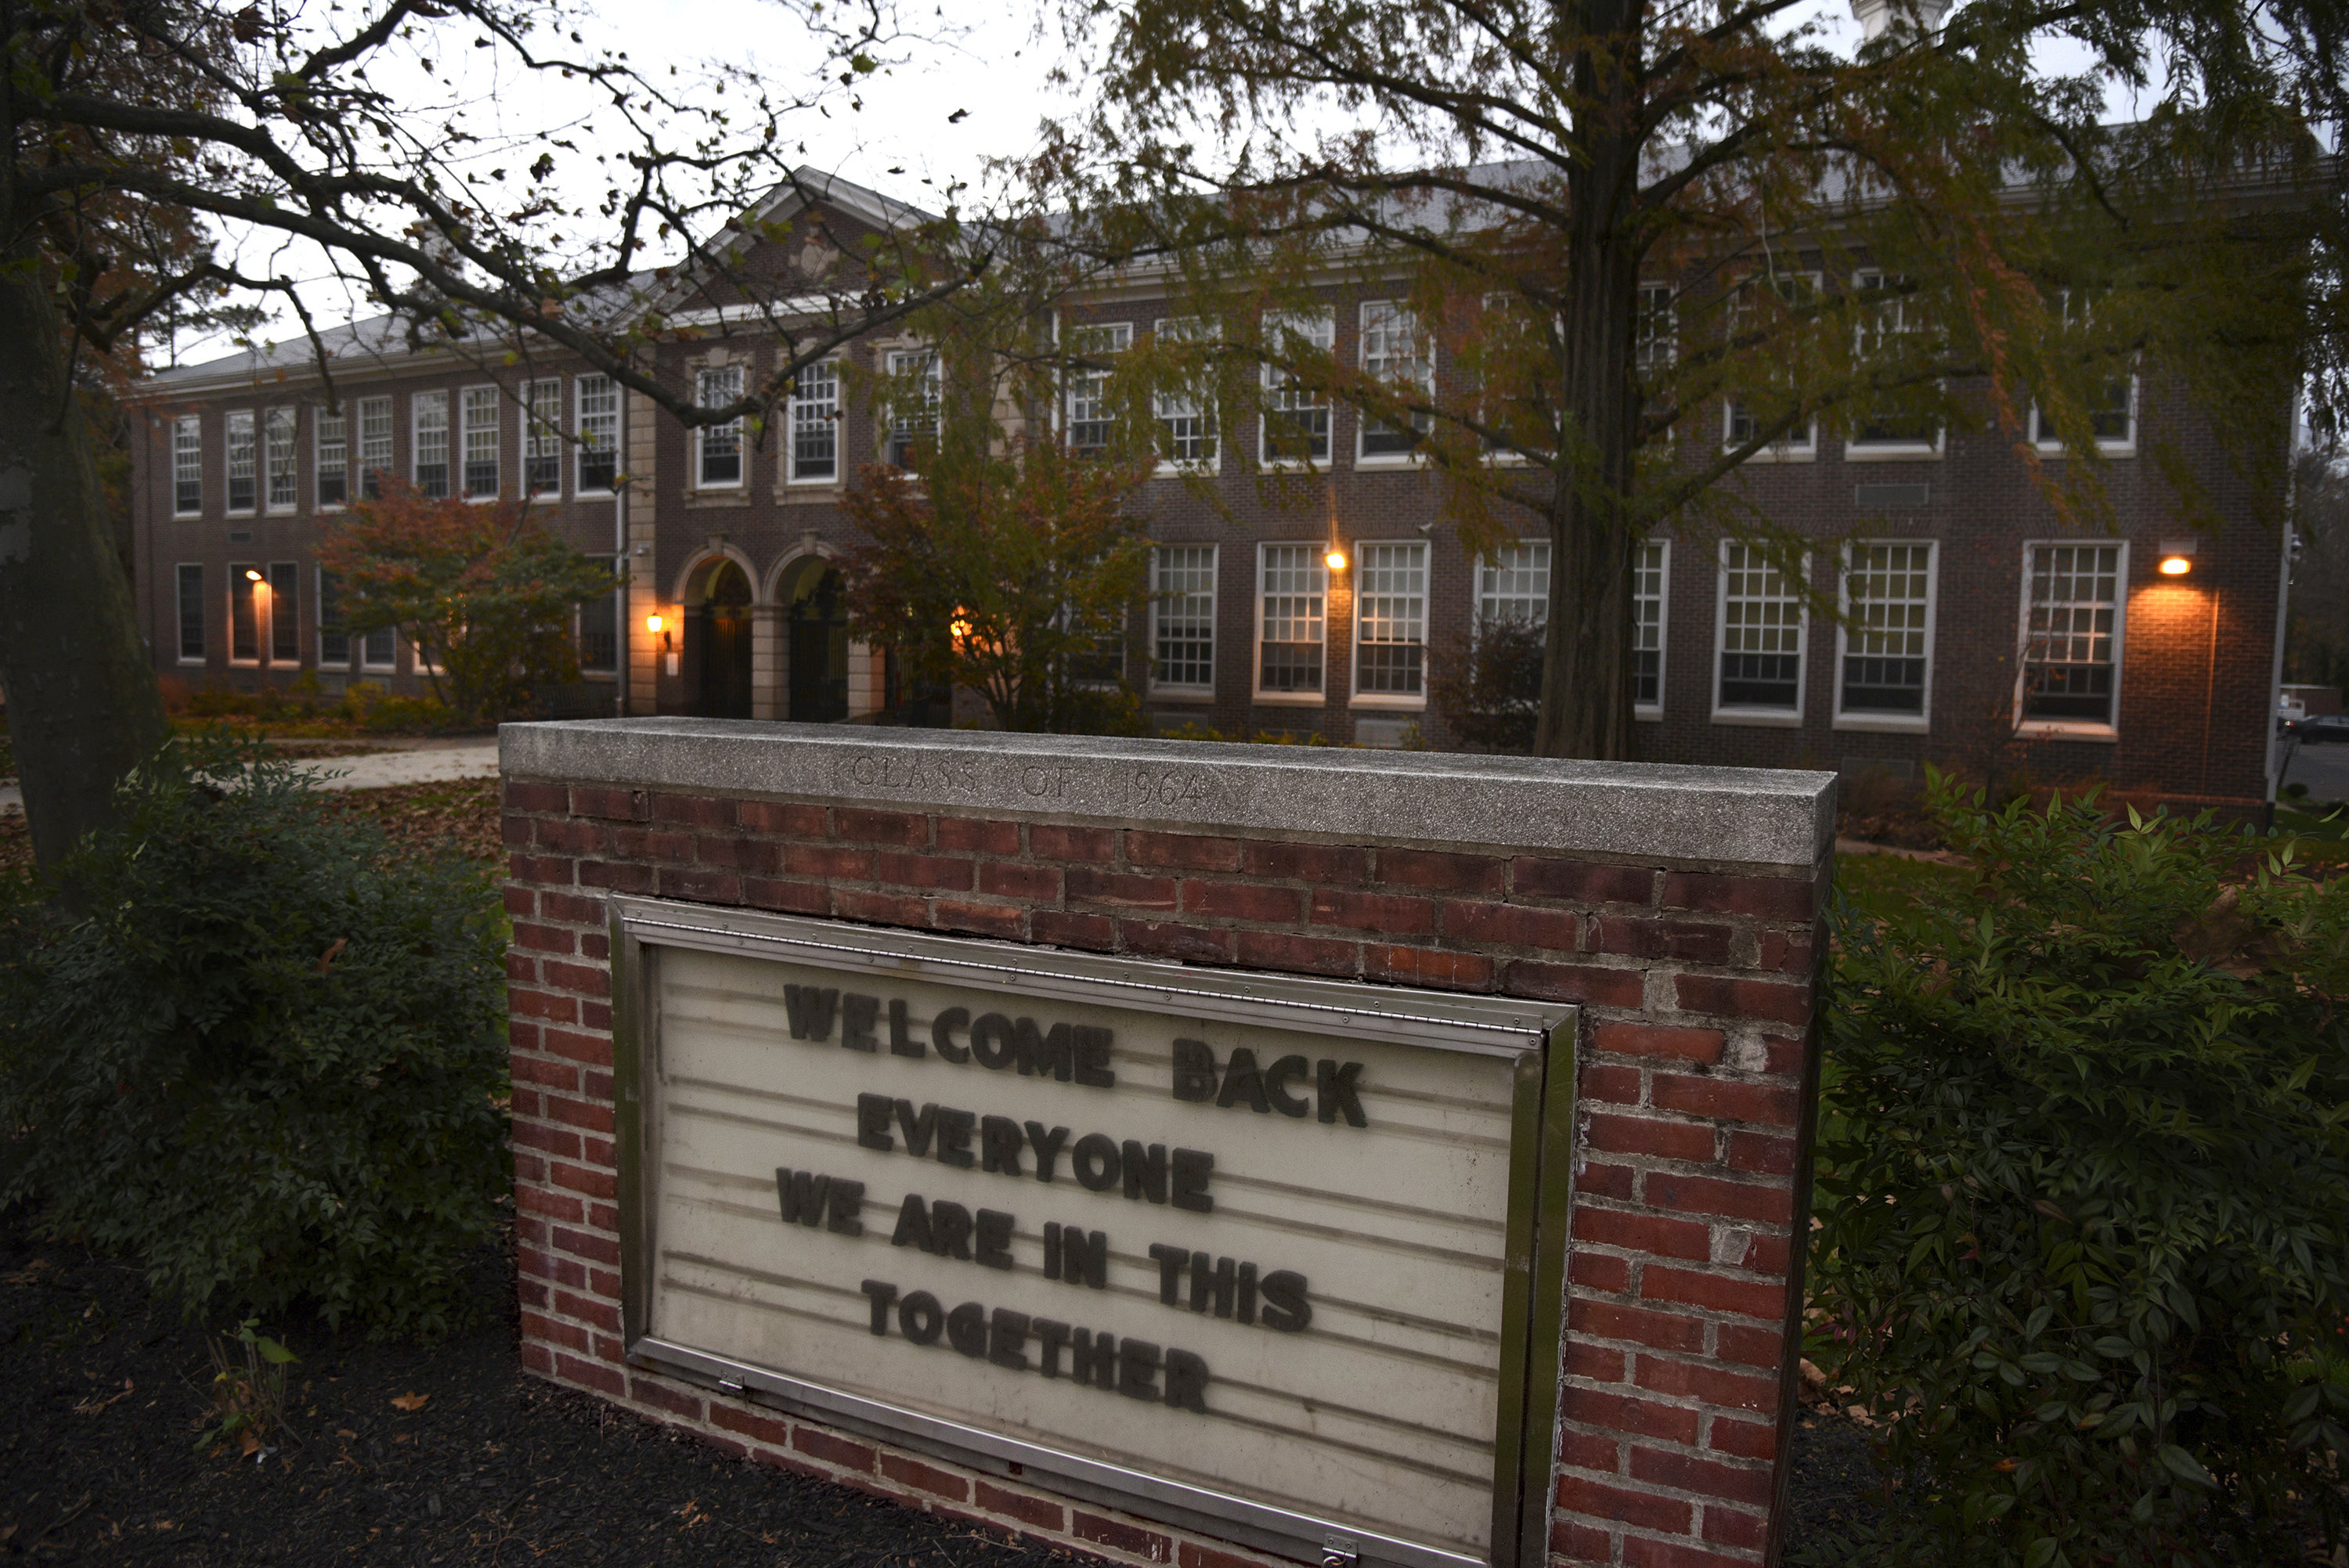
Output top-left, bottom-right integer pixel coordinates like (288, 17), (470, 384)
(1325, 547), (1348, 572)
(2158, 538), (2198, 576)
(244, 568), (264, 582)
(645, 613), (665, 634)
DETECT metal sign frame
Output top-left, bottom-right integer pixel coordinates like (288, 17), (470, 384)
(609, 896), (1577, 1568)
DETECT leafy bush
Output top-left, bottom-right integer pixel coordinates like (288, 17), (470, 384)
(1806, 777), (2349, 1566)
(0, 743), (510, 1338)
(1427, 615), (1542, 752)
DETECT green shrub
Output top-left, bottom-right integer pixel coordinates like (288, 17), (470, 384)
(0, 743), (510, 1338)
(1806, 777), (2349, 1566)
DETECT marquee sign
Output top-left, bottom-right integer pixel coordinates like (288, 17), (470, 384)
(610, 899), (1577, 1568)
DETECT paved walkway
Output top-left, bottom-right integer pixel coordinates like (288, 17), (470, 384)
(0, 736), (502, 815)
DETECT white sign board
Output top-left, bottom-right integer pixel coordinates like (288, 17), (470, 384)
(612, 901), (1575, 1568)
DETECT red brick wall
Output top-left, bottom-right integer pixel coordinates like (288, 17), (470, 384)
(503, 776), (1829, 1568)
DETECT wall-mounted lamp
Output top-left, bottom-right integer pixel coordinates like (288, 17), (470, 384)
(2158, 538), (2199, 577)
(645, 612), (666, 636)
(1325, 547), (1348, 573)
(244, 568), (263, 582)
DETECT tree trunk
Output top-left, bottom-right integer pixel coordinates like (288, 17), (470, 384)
(0, 261), (171, 870)
(1534, 0), (1644, 762)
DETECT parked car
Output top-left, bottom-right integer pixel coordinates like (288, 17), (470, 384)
(2284, 714), (2349, 743)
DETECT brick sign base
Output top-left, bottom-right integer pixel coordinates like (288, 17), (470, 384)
(500, 721), (1834, 1568)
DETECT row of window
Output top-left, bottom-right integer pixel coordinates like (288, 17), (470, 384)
(170, 376), (622, 516)
(1139, 539), (2128, 732)
(172, 563), (619, 673)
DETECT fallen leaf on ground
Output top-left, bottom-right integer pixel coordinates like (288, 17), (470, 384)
(390, 1393), (430, 1411)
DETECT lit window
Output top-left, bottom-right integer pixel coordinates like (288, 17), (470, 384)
(1353, 542), (1427, 698)
(1066, 322), (1131, 456)
(462, 386), (500, 498)
(791, 360), (839, 481)
(2022, 542), (2122, 726)
(697, 364), (744, 487)
(1841, 542), (1933, 717)
(576, 376), (618, 492)
(1152, 545), (1216, 692)
(226, 410), (256, 512)
(359, 396), (392, 499)
(316, 406), (348, 508)
(176, 564), (205, 661)
(1716, 542), (1806, 713)
(1261, 312), (1333, 463)
(1359, 302), (1431, 459)
(1633, 541), (1669, 712)
(413, 391), (449, 499)
(1154, 317), (1218, 467)
(886, 349), (940, 470)
(171, 416), (202, 515)
(1257, 543), (1327, 695)
(525, 380), (563, 495)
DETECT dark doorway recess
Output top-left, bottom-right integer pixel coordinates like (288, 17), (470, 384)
(788, 564), (850, 722)
(695, 561), (754, 719)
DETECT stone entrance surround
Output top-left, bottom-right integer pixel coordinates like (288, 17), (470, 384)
(500, 720), (1835, 1568)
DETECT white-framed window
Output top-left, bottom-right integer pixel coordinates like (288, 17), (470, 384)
(790, 359), (839, 483)
(462, 385), (500, 499)
(1478, 541), (1549, 625)
(359, 395), (392, 500)
(317, 567), (351, 668)
(1633, 540), (1669, 718)
(696, 363), (745, 488)
(412, 390), (449, 499)
(1837, 542), (1935, 727)
(1151, 544), (1217, 695)
(1724, 272), (1819, 460)
(576, 375), (619, 493)
(1153, 316), (1218, 470)
(267, 561), (300, 664)
(1261, 310), (1333, 464)
(171, 416), (202, 515)
(1358, 301), (1432, 460)
(264, 407), (297, 511)
(1067, 607), (1128, 688)
(885, 348), (940, 470)
(2019, 541), (2125, 734)
(579, 572), (620, 673)
(226, 409), (257, 512)
(361, 621), (396, 672)
(525, 379), (563, 495)
(1714, 542), (1808, 722)
(2031, 290), (2137, 455)
(229, 564), (260, 663)
(1352, 541), (1427, 705)
(1066, 320), (1131, 456)
(175, 564), (205, 662)
(1636, 283), (1677, 376)
(316, 406), (348, 509)
(1848, 271), (1940, 456)
(1256, 543), (1328, 700)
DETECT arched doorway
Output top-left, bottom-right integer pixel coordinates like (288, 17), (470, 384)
(687, 558), (754, 719)
(782, 558), (850, 722)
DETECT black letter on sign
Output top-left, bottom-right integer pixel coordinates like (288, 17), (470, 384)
(827, 1180), (864, 1236)
(777, 1168), (829, 1227)
(888, 997), (922, 1058)
(1147, 1243), (1185, 1305)
(946, 1301), (989, 1358)
(1016, 1018), (1073, 1081)
(1034, 1318), (1071, 1378)
(988, 1307), (1031, 1370)
(1217, 1047), (1270, 1113)
(932, 1006), (971, 1064)
(1070, 1328), (1116, 1389)
(934, 1108), (976, 1169)
(1024, 1122), (1070, 1183)
(783, 985), (839, 1041)
(1073, 1026), (1115, 1087)
(970, 1013), (1018, 1070)
(1317, 1059), (1367, 1126)
(928, 1201), (973, 1260)
(1261, 1270), (1312, 1332)
(1118, 1339), (1161, 1400)
(894, 1099), (938, 1158)
(856, 1093), (894, 1152)
(860, 1279), (897, 1336)
(1171, 1148), (1214, 1213)
(899, 1291), (943, 1345)
(1189, 1253), (1235, 1317)
(1163, 1349), (1210, 1414)
(1265, 1054), (1312, 1118)
(1062, 1226), (1107, 1289)
(980, 1116), (1024, 1177)
(974, 1208), (1016, 1271)
(1171, 1038), (1216, 1101)
(890, 1193), (933, 1253)
(1122, 1141), (1167, 1205)
(841, 993), (880, 1051)
(1236, 1262), (1259, 1325)
(1071, 1134), (1120, 1192)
